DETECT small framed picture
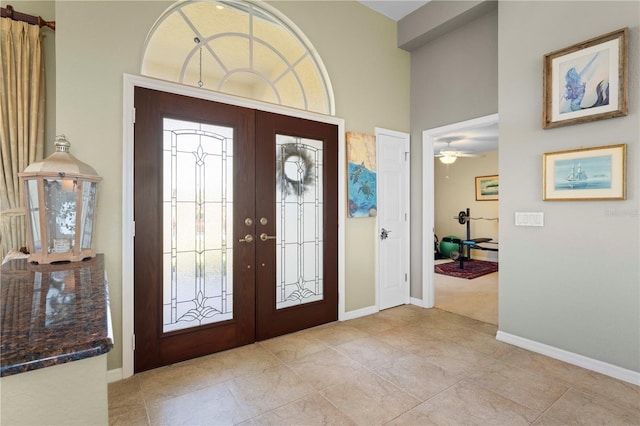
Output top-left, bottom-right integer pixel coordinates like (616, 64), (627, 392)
(475, 175), (499, 201)
(543, 144), (626, 201)
(543, 28), (628, 129)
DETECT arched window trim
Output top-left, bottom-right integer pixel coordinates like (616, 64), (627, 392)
(141, 0), (335, 116)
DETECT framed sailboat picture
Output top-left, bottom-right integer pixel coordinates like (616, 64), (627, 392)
(543, 28), (628, 129)
(543, 144), (626, 201)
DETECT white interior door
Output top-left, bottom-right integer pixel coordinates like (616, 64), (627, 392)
(376, 128), (410, 310)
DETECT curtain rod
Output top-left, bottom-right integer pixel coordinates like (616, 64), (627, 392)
(1, 5), (55, 31)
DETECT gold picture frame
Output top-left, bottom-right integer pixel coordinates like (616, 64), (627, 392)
(543, 28), (628, 129)
(475, 175), (499, 201)
(543, 144), (626, 201)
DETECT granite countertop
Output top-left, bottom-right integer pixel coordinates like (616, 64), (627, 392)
(0, 254), (113, 377)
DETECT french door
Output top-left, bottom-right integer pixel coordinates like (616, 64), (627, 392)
(133, 87), (337, 373)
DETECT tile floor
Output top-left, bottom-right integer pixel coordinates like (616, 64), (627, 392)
(109, 305), (640, 425)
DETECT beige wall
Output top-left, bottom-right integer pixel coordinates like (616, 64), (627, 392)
(49, 0), (409, 371)
(434, 151), (499, 262)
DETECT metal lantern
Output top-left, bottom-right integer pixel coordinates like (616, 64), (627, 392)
(18, 135), (101, 264)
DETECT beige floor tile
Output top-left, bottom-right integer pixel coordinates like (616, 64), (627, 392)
(320, 369), (421, 425)
(286, 346), (367, 390)
(303, 322), (370, 347)
(108, 375), (145, 415)
(137, 360), (223, 405)
(534, 388), (640, 425)
(192, 344), (284, 380)
(109, 306), (639, 426)
(147, 382), (250, 426)
(109, 406), (149, 426)
(246, 392), (357, 426)
(466, 359), (569, 413)
(344, 311), (402, 334)
(501, 348), (597, 386)
(375, 326), (445, 354)
(258, 332), (328, 363)
(565, 368), (640, 414)
(335, 336), (410, 371)
(442, 325), (515, 358)
(388, 379), (539, 426)
(375, 353), (464, 401)
(226, 364), (315, 417)
(408, 337), (494, 376)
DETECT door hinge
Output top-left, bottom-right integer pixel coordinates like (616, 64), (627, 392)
(404, 213), (407, 221)
(132, 107), (136, 124)
(132, 334), (136, 351)
(132, 220), (136, 237)
(404, 151), (409, 161)
(404, 273), (407, 282)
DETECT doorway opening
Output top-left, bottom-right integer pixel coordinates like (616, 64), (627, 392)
(422, 113), (499, 325)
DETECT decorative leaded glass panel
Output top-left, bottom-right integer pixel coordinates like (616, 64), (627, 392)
(162, 118), (234, 333)
(275, 135), (323, 309)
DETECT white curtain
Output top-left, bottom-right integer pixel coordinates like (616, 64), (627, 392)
(0, 17), (45, 260)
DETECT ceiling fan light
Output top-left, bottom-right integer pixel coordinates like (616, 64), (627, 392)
(439, 155), (457, 164)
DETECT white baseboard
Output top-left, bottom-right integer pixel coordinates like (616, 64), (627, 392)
(496, 331), (640, 386)
(342, 305), (378, 321)
(107, 368), (123, 383)
(410, 297), (425, 307)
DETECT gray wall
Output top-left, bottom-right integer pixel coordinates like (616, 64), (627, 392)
(409, 7), (499, 298)
(499, 1), (639, 372)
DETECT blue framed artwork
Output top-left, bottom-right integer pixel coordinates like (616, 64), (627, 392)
(543, 144), (626, 201)
(346, 132), (377, 217)
(543, 28), (627, 129)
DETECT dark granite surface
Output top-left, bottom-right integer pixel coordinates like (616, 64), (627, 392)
(0, 254), (113, 377)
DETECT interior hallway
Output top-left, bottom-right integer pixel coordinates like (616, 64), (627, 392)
(109, 305), (639, 425)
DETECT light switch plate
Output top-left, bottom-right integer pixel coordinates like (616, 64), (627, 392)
(515, 212), (544, 226)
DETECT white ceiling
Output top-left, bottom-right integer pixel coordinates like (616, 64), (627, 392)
(358, 0), (430, 21)
(432, 122), (498, 156)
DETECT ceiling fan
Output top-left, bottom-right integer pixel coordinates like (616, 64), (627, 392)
(434, 137), (484, 164)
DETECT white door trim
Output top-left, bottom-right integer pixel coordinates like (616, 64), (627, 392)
(421, 113), (498, 308)
(375, 127), (410, 310)
(122, 74), (346, 379)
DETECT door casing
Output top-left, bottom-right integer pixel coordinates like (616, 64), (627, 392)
(121, 74), (346, 379)
(421, 113), (499, 308)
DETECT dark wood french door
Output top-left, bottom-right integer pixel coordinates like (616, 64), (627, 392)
(133, 87), (337, 372)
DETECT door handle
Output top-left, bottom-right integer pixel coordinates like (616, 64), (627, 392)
(239, 234), (254, 243)
(380, 228), (391, 240)
(259, 233), (277, 242)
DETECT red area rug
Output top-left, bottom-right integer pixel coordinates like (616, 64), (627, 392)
(435, 260), (498, 280)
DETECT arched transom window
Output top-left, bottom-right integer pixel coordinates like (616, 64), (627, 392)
(142, 0), (335, 115)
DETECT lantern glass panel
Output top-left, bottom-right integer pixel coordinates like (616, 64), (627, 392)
(43, 178), (77, 254)
(80, 181), (97, 249)
(26, 179), (42, 253)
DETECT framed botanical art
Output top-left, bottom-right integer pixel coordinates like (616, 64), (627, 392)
(475, 175), (499, 201)
(543, 144), (626, 201)
(543, 28), (628, 129)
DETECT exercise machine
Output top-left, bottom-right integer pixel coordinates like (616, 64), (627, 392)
(441, 208), (498, 269)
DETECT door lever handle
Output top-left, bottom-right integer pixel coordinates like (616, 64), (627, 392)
(239, 234), (254, 243)
(259, 233), (277, 242)
(380, 228), (391, 240)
